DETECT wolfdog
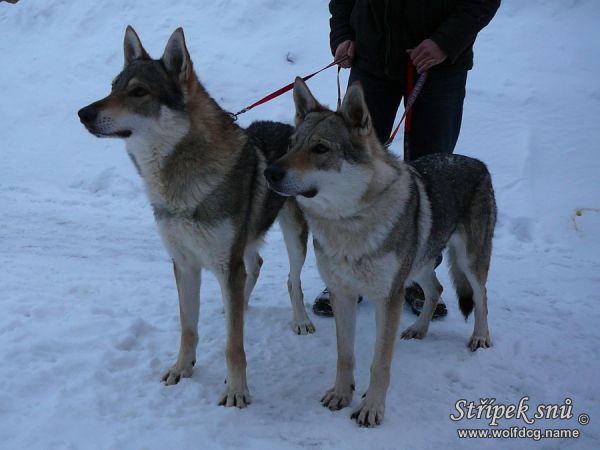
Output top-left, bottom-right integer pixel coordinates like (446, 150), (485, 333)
(265, 78), (497, 426)
(78, 27), (315, 408)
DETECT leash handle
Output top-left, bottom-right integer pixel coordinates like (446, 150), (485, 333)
(233, 55), (349, 119)
(384, 68), (427, 150)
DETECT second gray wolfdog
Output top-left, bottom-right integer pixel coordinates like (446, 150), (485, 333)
(265, 78), (497, 426)
(78, 27), (315, 408)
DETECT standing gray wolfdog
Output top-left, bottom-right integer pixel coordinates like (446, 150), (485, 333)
(265, 78), (497, 426)
(78, 27), (315, 408)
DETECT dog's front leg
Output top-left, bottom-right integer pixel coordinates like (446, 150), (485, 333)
(162, 261), (201, 385)
(217, 259), (251, 408)
(351, 290), (404, 427)
(321, 286), (357, 411)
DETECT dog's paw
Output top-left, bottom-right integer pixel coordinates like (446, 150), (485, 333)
(468, 334), (492, 352)
(218, 385), (252, 408)
(161, 359), (195, 385)
(351, 397), (385, 427)
(291, 318), (316, 335)
(321, 385), (354, 411)
(401, 325), (428, 340)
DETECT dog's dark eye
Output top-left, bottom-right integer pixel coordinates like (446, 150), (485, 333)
(311, 144), (329, 154)
(130, 87), (149, 98)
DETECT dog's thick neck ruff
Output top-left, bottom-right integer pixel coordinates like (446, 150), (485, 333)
(300, 159), (416, 262)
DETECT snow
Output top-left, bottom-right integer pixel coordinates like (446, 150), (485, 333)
(1, 0), (599, 448)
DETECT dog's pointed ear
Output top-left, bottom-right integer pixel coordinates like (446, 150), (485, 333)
(339, 81), (372, 135)
(124, 26), (150, 66)
(161, 27), (192, 78)
(293, 77), (323, 125)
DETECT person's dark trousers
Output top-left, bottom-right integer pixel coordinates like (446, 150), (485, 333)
(347, 65), (468, 158)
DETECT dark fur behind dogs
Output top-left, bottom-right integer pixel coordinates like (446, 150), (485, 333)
(246, 121), (294, 233)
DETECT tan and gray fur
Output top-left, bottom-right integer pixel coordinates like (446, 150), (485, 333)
(265, 78), (497, 427)
(78, 27), (314, 408)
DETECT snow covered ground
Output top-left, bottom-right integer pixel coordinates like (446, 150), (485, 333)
(1, 0), (599, 448)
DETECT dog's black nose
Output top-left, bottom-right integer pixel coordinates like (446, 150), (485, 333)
(78, 105), (98, 124)
(264, 165), (286, 184)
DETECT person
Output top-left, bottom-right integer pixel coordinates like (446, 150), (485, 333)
(313, 0), (501, 318)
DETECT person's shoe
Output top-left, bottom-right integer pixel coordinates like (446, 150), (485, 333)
(405, 284), (448, 319)
(312, 288), (363, 318)
(312, 288), (334, 317)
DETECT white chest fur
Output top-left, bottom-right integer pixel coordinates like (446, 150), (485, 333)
(156, 216), (234, 271)
(316, 247), (401, 301)
(125, 106), (190, 205)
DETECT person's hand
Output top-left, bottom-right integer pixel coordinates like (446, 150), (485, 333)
(334, 40), (355, 68)
(407, 39), (447, 73)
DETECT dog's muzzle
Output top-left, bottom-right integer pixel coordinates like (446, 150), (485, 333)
(264, 165), (317, 198)
(264, 165), (290, 196)
(77, 104), (132, 138)
(264, 165), (286, 185)
(78, 105), (98, 125)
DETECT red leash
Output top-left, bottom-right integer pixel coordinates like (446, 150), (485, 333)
(385, 63), (427, 152)
(230, 56), (425, 151)
(231, 56), (349, 119)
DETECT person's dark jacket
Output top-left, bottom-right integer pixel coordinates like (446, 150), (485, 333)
(329, 0), (501, 79)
